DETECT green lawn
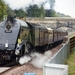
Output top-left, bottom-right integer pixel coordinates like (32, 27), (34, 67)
(66, 51), (75, 75)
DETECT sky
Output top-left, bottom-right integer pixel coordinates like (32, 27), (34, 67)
(4, 0), (75, 18)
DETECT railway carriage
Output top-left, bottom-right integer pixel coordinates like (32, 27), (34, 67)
(46, 27), (53, 49)
(53, 29), (58, 43)
(57, 30), (63, 44)
(26, 22), (48, 53)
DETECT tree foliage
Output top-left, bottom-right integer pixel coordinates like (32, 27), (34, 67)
(26, 4), (45, 17)
(6, 5), (15, 17)
(0, 0), (57, 20)
(45, 9), (56, 17)
(0, 0), (7, 20)
(40, 5), (46, 17)
(49, 9), (56, 17)
(14, 9), (26, 18)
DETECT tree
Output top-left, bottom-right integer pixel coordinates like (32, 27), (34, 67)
(6, 5), (15, 17)
(26, 4), (45, 17)
(45, 9), (56, 17)
(0, 0), (7, 21)
(40, 5), (46, 17)
(14, 8), (26, 18)
(49, 9), (56, 17)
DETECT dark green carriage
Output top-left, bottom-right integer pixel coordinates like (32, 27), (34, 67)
(26, 22), (40, 47)
(26, 22), (48, 53)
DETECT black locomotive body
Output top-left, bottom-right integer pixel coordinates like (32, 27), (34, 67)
(0, 17), (31, 63)
(0, 17), (67, 64)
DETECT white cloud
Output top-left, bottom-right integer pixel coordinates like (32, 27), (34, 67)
(55, 0), (75, 17)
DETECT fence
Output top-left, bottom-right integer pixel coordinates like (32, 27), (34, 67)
(43, 39), (69, 75)
(43, 63), (68, 75)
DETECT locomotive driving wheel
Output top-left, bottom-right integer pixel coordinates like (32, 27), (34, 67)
(25, 42), (33, 54)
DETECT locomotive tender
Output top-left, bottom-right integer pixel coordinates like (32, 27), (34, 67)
(0, 17), (67, 64)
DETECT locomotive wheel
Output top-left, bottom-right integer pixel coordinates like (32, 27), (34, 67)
(25, 42), (33, 53)
(20, 45), (25, 56)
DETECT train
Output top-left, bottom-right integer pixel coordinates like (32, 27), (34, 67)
(0, 17), (67, 65)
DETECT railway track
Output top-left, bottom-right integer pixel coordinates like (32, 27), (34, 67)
(0, 65), (20, 75)
(0, 61), (20, 75)
(0, 44), (63, 75)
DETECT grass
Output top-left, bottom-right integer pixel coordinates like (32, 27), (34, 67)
(65, 51), (75, 75)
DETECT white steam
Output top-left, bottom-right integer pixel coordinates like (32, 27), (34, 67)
(19, 55), (31, 65)
(19, 50), (52, 68)
(30, 51), (52, 68)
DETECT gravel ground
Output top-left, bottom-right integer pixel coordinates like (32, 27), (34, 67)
(1, 44), (62, 75)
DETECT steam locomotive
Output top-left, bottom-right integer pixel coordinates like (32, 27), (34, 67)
(0, 17), (67, 64)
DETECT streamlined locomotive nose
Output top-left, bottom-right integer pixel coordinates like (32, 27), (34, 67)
(0, 17), (21, 62)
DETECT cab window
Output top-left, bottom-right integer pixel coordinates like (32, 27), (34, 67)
(19, 28), (29, 40)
